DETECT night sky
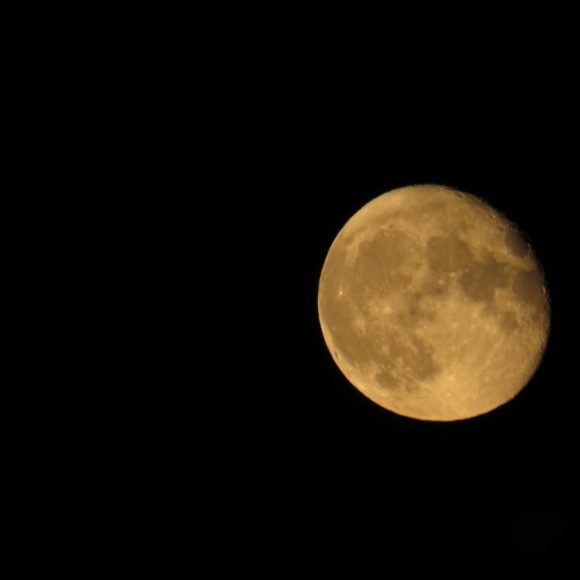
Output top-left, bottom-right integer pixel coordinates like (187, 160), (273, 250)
(238, 114), (580, 575)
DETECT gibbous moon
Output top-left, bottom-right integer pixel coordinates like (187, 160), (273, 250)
(317, 184), (550, 421)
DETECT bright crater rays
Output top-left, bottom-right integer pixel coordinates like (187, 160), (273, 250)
(317, 185), (550, 421)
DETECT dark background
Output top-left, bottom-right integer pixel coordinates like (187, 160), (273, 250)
(240, 107), (579, 575)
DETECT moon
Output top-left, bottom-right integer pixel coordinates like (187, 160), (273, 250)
(317, 184), (550, 421)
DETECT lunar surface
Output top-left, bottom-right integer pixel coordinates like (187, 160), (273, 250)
(317, 184), (550, 421)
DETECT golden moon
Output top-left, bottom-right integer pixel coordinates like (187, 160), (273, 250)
(317, 184), (550, 421)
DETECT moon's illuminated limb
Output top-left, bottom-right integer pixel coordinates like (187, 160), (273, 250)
(317, 185), (550, 421)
